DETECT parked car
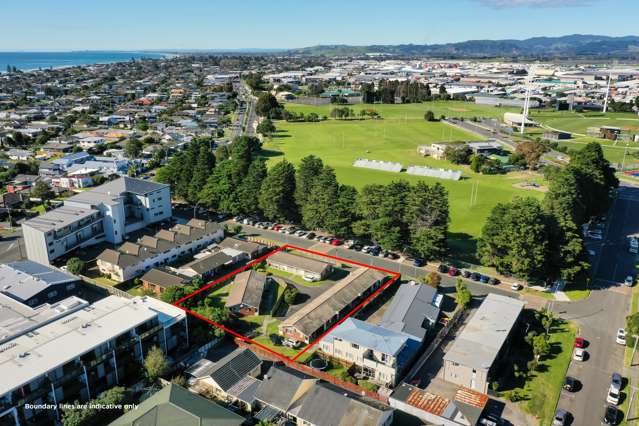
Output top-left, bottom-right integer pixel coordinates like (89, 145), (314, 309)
(511, 283), (523, 291)
(331, 238), (343, 246)
(489, 277), (500, 285)
(413, 258), (425, 267)
(624, 275), (634, 287)
(553, 409), (569, 426)
(563, 376), (579, 392)
(574, 337), (586, 348)
(602, 405), (619, 425)
(479, 275), (490, 284)
(611, 373), (622, 391)
(573, 347), (586, 362)
(305, 232), (316, 240)
(462, 270), (472, 279)
(282, 339), (301, 349)
(616, 328), (627, 345)
(448, 266), (458, 277)
(471, 272), (481, 281)
(370, 246), (381, 256)
(352, 244), (363, 251)
(437, 264), (449, 273)
(606, 386), (620, 405)
(344, 240), (355, 248)
(303, 275), (319, 283)
(386, 252), (400, 260)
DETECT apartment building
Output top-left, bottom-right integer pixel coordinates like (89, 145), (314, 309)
(319, 318), (420, 387)
(0, 261), (80, 308)
(0, 295), (187, 426)
(96, 219), (223, 281)
(443, 293), (525, 393)
(22, 177), (171, 265)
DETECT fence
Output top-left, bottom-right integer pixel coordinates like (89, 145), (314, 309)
(235, 339), (390, 405)
(80, 275), (133, 299)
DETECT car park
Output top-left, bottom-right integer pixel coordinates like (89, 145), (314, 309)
(616, 328), (626, 345)
(573, 347), (586, 361)
(563, 376), (579, 392)
(553, 408), (569, 426)
(602, 405), (619, 425)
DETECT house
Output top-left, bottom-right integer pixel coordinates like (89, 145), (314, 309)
(279, 268), (387, 344)
(389, 383), (489, 426)
(0, 296), (187, 426)
(319, 318), (420, 387)
(543, 130), (572, 141)
(6, 174), (40, 193)
(97, 219), (224, 281)
(108, 384), (244, 426)
(0, 260), (80, 308)
(78, 136), (107, 150)
(38, 161), (63, 179)
(6, 149), (33, 161)
(218, 237), (267, 259)
(22, 177), (172, 265)
(266, 251), (333, 281)
(51, 151), (92, 171)
(186, 348), (262, 412)
(177, 250), (237, 280)
(418, 143), (449, 159)
(225, 270), (268, 316)
(140, 267), (190, 295)
(254, 365), (393, 426)
(443, 294), (525, 393)
(467, 141), (502, 156)
(380, 281), (441, 342)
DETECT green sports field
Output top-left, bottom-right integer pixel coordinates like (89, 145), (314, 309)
(531, 110), (639, 136)
(285, 100), (520, 120)
(264, 104), (546, 259)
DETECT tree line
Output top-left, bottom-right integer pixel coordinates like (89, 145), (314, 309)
(478, 142), (618, 284)
(360, 80), (453, 104)
(156, 141), (451, 259)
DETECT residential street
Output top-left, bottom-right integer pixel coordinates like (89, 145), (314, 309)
(552, 184), (639, 426)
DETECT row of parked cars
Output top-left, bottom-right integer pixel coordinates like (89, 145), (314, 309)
(436, 264), (508, 287)
(555, 336), (626, 425)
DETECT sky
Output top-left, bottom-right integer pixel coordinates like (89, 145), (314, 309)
(1, 0), (637, 51)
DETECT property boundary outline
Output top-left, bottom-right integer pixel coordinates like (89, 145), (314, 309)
(173, 243), (401, 363)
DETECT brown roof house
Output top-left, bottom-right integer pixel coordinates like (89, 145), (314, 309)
(225, 270), (268, 316)
(140, 268), (190, 295)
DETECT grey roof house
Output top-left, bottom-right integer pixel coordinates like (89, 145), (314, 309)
(0, 261), (80, 308)
(380, 281), (441, 341)
(225, 270), (267, 315)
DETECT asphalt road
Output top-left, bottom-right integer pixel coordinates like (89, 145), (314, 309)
(552, 184), (639, 426)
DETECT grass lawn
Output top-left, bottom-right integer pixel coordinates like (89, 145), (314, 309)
(92, 276), (120, 287)
(624, 285), (639, 367)
(284, 100), (520, 120)
(29, 204), (46, 214)
(516, 321), (577, 426)
(264, 113), (546, 260)
(265, 266), (331, 287)
(531, 110), (639, 136)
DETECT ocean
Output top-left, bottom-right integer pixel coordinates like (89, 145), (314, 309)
(0, 51), (170, 72)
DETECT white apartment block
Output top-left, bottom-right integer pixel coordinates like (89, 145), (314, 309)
(22, 177), (172, 265)
(0, 295), (187, 426)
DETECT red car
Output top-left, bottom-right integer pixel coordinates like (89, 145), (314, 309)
(574, 337), (585, 348)
(331, 238), (343, 246)
(448, 267), (458, 277)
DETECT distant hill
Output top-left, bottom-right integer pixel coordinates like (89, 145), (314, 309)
(287, 35), (639, 59)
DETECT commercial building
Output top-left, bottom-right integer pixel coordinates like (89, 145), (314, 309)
(319, 318), (420, 387)
(266, 251), (333, 281)
(279, 268), (387, 344)
(442, 294), (525, 393)
(96, 219), (223, 281)
(0, 261), (81, 308)
(0, 295), (187, 426)
(22, 177), (172, 265)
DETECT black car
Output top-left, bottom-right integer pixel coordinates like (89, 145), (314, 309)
(471, 272), (481, 281)
(603, 405), (619, 425)
(563, 376), (579, 392)
(413, 258), (425, 267)
(437, 264), (449, 273)
(386, 252), (400, 260)
(462, 270), (472, 279)
(352, 244), (363, 251)
(479, 275), (490, 284)
(489, 277), (501, 285)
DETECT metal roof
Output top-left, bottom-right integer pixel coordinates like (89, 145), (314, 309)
(0, 261), (78, 303)
(380, 281), (440, 341)
(326, 318), (417, 357)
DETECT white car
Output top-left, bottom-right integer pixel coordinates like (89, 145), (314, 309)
(625, 276), (634, 287)
(607, 386), (621, 405)
(617, 328), (627, 345)
(573, 347), (586, 362)
(302, 275), (319, 283)
(511, 283), (523, 291)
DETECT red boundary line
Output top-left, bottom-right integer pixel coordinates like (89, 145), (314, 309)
(173, 243), (401, 363)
